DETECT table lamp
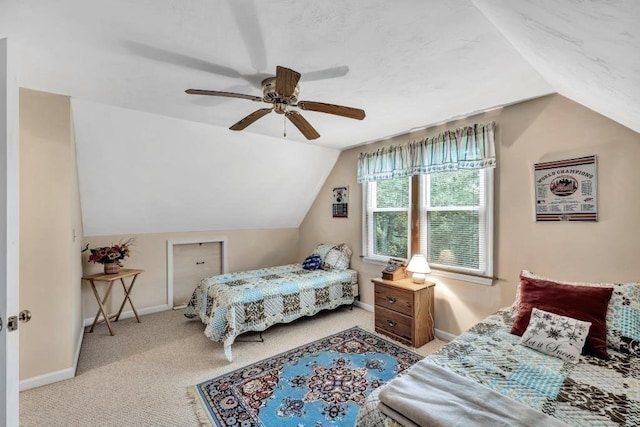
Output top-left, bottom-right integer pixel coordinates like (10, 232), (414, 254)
(406, 254), (431, 283)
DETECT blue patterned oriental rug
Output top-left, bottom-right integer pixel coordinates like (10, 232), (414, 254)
(189, 326), (423, 426)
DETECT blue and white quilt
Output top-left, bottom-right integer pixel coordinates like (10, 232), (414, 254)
(357, 310), (640, 426)
(184, 264), (356, 361)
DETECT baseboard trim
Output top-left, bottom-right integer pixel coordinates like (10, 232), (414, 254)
(74, 320), (84, 372)
(83, 303), (171, 327)
(434, 328), (457, 342)
(20, 366), (75, 392)
(354, 300), (374, 312)
(21, 305), (172, 391)
(20, 318), (87, 392)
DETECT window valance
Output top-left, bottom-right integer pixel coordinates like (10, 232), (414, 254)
(357, 122), (496, 183)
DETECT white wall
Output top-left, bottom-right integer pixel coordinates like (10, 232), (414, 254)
(72, 99), (341, 236)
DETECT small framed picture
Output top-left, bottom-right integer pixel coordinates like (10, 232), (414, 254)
(332, 186), (348, 218)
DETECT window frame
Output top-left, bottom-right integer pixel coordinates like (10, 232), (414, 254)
(361, 177), (412, 264)
(362, 168), (494, 285)
(419, 168), (494, 285)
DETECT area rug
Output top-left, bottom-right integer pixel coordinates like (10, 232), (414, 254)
(189, 326), (423, 426)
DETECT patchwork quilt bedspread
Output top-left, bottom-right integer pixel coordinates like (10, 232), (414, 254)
(357, 310), (640, 426)
(184, 264), (356, 360)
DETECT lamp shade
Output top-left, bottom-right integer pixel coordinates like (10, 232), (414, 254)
(406, 254), (431, 283)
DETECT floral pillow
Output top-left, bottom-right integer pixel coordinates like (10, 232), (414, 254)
(511, 270), (640, 356)
(521, 308), (591, 364)
(322, 244), (352, 271)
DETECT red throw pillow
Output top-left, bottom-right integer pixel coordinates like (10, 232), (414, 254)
(511, 276), (613, 359)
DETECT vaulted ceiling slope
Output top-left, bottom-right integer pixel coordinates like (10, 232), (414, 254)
(3, 1), (639, 236)
(72, 99), (340, 236)
(472, 0), (640, 136)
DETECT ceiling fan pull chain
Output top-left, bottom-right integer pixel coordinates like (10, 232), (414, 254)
(283, 114), (287, 138)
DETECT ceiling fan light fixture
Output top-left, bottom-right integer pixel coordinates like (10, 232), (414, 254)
(274, 102), (288, 115)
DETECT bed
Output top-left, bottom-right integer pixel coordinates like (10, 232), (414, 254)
(357, 270), (640, 426)
(184, 244), (358, 362)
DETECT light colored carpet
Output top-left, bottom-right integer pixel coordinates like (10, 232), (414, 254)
(19, 306), (446, 426)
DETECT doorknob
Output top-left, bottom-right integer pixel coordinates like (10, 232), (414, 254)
(19, 309), (32, 323)
(6, 309), (31, 331)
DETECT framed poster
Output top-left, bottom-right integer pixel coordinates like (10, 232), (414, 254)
(534, 155), (597, 221)
(332, 186), (348, 218)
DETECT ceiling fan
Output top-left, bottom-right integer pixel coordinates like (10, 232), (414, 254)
(185, 66), (366, 140)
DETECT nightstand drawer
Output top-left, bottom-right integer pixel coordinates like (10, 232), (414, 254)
(375, 306), (412, 343)
(375, 284), (412, 316)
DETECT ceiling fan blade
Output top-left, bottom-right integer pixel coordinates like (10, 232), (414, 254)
(123, 40), (242, 78)
(227, 0), (267, 72)
(286, 111), (320, 140)
(230, 108), (273, 131)
(276, 66), (301, 98)
(301, 66), (349, 82)
(297, 101), (366, 120)
(185, 89), (263, 102)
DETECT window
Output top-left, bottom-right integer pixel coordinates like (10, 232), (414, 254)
(358, 122), (495, 283)
(362, 169), (493, 281)
(363, 177), (411, 261)
(419, 168), (493, 277)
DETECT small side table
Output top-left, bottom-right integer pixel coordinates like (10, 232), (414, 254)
(82, 269), (144, 335)
(372, 277), (435, 347)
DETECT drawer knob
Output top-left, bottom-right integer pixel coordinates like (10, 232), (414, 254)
(387, 320), (397, 328)
(387, 297), (396, 304)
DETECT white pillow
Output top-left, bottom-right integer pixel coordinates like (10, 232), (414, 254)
(322, 244), (352, 271)
(520, 308), (591, 364)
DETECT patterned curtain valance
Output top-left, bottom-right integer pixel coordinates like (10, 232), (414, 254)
(357, 122), (496, 183)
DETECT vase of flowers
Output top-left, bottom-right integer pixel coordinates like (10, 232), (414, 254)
(84, 238), (134, 274)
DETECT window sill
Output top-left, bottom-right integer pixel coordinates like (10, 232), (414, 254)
(362, 258), (494, 286)
(429, 269), (494, 286)
(362, 257), (394, 266)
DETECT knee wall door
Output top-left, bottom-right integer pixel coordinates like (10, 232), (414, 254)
(172, 242), (222, 308)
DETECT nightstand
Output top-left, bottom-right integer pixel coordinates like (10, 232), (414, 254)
(372, 277), (435, 347)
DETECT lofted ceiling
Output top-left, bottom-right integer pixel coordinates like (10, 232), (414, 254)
(2, 0), (639, 236)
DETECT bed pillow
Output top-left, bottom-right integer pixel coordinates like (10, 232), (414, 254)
(511, 270), (640, 357)
(302, 254), (322, 271)
(607, 283), (640, 356)
(521, 308), (592, 363)
(312, 243), (336, 264)
(322, 243), (352, 271)
(509, 270), (615, 315)
(511, 275), (613, 359)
